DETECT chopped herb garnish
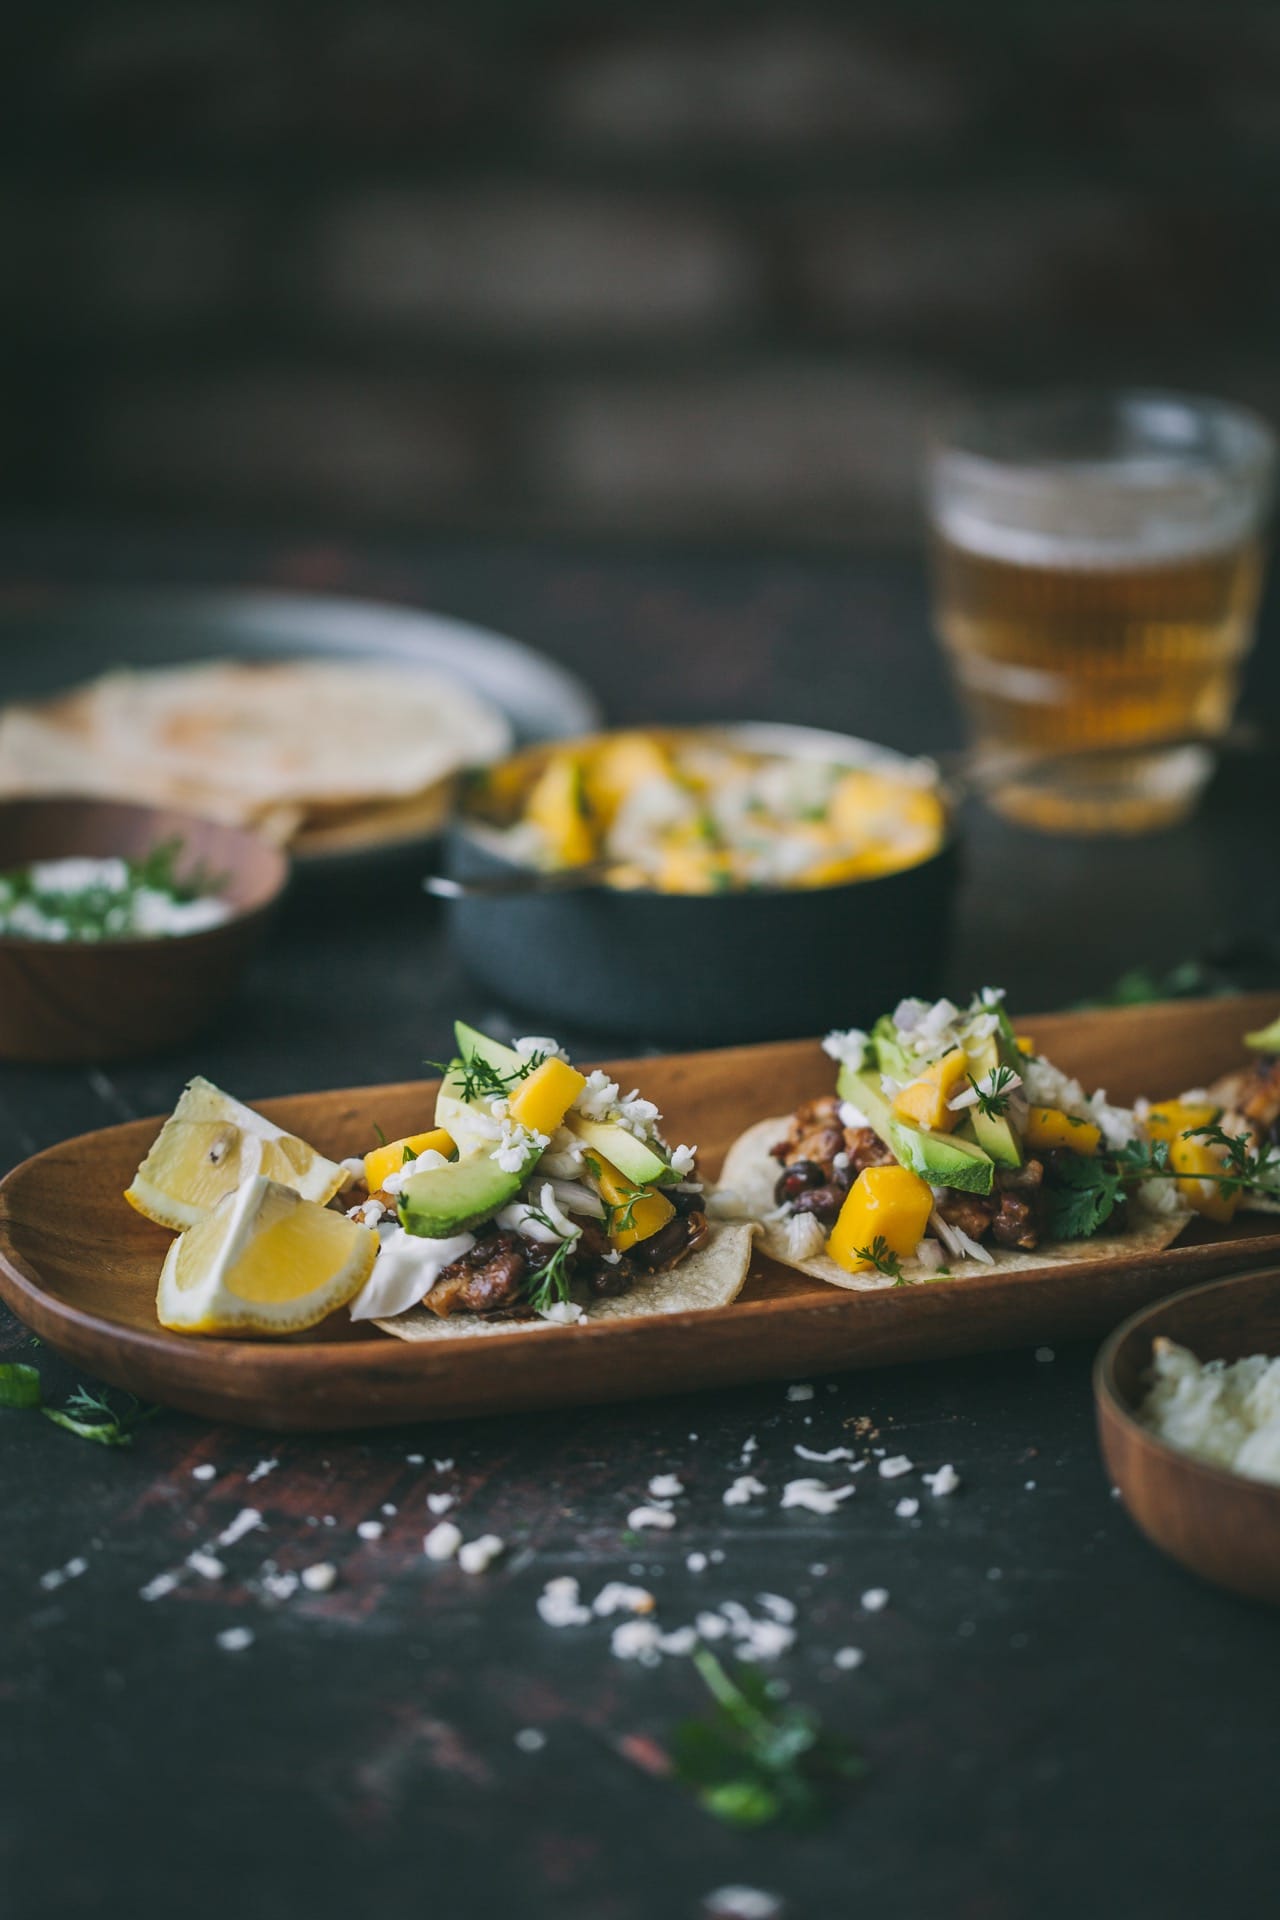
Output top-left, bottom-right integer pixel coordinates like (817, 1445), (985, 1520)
(0, 1368), (161, 1447)
(0, 838), (228, 943)
(443, 1046), (544, 1105)
(519, 1212), (581, 1314)
(970, 1065), (1020, 1120)
(852, 1236), (905, 1282)
(1183, 1123), (1280, 1200)
(672, 1649), (866, 1829)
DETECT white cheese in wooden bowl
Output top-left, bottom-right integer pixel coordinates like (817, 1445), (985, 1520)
(1138, 1336), (1280, 1486)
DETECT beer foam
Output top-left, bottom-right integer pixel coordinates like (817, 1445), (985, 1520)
(935, 488), (1259, 569)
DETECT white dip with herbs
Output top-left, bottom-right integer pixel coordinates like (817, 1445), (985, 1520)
(0, 851), (230, 942)
(1139, 1336), (1280, 1486)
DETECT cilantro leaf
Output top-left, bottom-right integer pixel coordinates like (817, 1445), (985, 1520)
(1041, 1153), (1123, 1240)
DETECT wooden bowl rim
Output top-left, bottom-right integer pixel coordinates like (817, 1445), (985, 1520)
(0, 794), (289, 951)
(1093, 1265), (1280, 1504)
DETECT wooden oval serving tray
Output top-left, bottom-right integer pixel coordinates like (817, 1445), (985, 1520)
(1, 995), (1278, 1430)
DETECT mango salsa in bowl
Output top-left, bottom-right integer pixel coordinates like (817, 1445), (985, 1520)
(441, 725), (959, 1045)
(471, 726), (948, 895)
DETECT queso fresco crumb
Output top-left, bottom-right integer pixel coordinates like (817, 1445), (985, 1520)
(0, 845), (229, 941)
(1139, 1337), (1280, 1485)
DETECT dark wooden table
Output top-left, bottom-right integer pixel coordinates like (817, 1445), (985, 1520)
(3, 526), (1279, 1920)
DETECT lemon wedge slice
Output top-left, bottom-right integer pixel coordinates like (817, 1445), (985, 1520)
(156, 1176), (378, 1335)
(126, 1077), (348, 1231)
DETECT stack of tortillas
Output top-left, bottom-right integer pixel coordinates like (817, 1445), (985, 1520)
(0, 659), (512, 854)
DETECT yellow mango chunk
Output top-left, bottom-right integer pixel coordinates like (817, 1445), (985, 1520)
(1015, 1035), (1036, 1055)
(1169, 1133), (1239, 1223)
(526, 753), (596, 866)
(654, 844), (734, 894)
(364, 1129), (455, 1194)
(589, 1153), (676, 1251)
(507, 1056), (587, 1136)
(828, 770), (944, 844)
(1024, 1107), (1101, 1156)
(892, 1049), (970, 1133)
(827, 1164), (934, 1275)
(1145, 1100), (1220, 1144)
(583, 733), (673, 825)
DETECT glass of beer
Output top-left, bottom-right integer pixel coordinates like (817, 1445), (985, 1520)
(927, 391), (1275, 832)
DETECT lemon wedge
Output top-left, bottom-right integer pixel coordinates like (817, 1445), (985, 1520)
(156, 1175), (378, 1335)
(126, 1077), (348, 1231)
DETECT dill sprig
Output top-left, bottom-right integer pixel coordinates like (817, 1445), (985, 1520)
(0, 1368), (160, 1447)
(519, 1209), (581, 1314)
(428, 1046), (546, 1106)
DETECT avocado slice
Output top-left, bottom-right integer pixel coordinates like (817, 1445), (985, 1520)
(435, 1021), (528, 1147)
(567, 1115), (670, 1186)
(1245, 1013), (1280, 1053)
(870, 1015), (915, 1082)
(398, 1146), (534, 1238)
(838, 1065), (995, 1195)
(959, 1035), (1023, 1170)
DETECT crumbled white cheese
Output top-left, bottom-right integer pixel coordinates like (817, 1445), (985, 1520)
(575, 1071), (621, 1122)
(734, 1619), (796, 1662)
(490, 1120), (548, 1175)
(1139, 1336), (1280, 1485)
(756, 1592), (797, 1624)
(723, 1475), (767, 1507)
(434, 1457), (454, 1472)
(781, 1478), (855, 1515)
(537, 1301), (587, 1325)
(192, 1463), (217, 1482)
(514, 1727), (548, 1752)
(670, 1143), (697, 1177)
(593, 1582), (655, 1617)
(339, 1156), (366, 1181)
(895, 1497), (920, 1519)
(695, 1610), (729, 1640)
(878, 1454), (914, 1479)
(426, 1492), (455, 1516)
(615, 1090), (661, 1136)
(861, 1587), (890, 1611)
(215, 1627), (254, 1653)
(537, 1576), (593, 1628)
(627, 1505), (676, 1531)
(703, 1884), (783, 1919)
(514, 1035), (567, 1061)
(786, 1383), (815, 1402)
(139, 1571), (181, 1602)
(300, 1562), (337, 1593)
(186, 1551), (226, 1581)
(423, 1521), (463, 1561)
(834, 1646), (865, 1670)
(457, 1533), (504, 1574)
(246, 1458), (278, 1484)
(610, 1618), (663, 1664)
(648, 1473), (684, 1499)
(686, 1551), (709, 1573)
(356, 1520), (384, 1541)
(216, 1508), (264, 1549)
(1035, 1346), (1055, 1364)
(260, 1570), (299, 1602)
(823, 1029), (870, 1069)
(923, 1464), (961, 1496)
(794, 1443), (854, 1464)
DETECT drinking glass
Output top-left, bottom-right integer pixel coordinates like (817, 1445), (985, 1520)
(927, 391), (1275, 832)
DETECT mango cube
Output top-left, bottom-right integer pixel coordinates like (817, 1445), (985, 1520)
(1024, 1107), (1101, 1156)
(827, 1164), (934, 1275)
(589, 1152), (676, 1251)
(507, 1056), (587, 1136)
(526, 753), (596, 866)
(892, 1049), (970, 1133)
(1145, 1100), (1220, 1144)
(584, 733), (673, 825)
(364, 1128), (455, 1194)
(1169, 1133), (1239, 1223)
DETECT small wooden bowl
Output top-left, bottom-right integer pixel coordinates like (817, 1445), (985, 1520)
(1095, 1268), (1280, 1605)
(0, 797), (288, 1064)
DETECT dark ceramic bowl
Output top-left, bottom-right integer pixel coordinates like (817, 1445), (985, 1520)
(0, 797), (288, 1063)
(442, 723), (959, 1046)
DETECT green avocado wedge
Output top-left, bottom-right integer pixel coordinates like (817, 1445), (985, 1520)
(838, 1065), (995, 1195)
(567, 1115), (671, 1186)
(959, 1034), (1023, 1170)
(398, 1147), (535, 1239)
(1244, 1013), (1280, 1053)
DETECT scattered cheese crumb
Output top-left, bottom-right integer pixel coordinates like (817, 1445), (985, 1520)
(457, 1533), (504, 1575)
(735, 1619), (795, 1661)
(895, 1497), (920, 1519)
(1024, 1479), (1037, 1492)
(215, 1626), (254, 1653)
(648, 1473), (684, 1499)
(538, 1576), (593, 1627)
(1035, 1346), (1055, 1363)
(611, 1618), (663, 1664)
(140, 1571), (181, 1602)
(756, 1593), (796, 1624)
(723, 1475), (767, 1507)
(381, 1503), (397, 1517)
(696, 1610), (729, 1640)
(780, 1478), (855, 1515)
(406, 1453), (425, 1465)
(834, 1646), (865, 1670)
(191, 1463), (217, 1482)
(261, 1570), (299, 1601)
(794, 1443), (854, 1464)
(628, 1505), (676, 1531)
(246, 1458), (278, 1484)
(424, 1521), (463, 1561)
(923, 1464), (961, 1497)
(786, 1383), (815, 1402)
(426, 1492), (455, 1515)
(686, 1551), (708, 1573)
(594, 1582), (655, 1617)
(861, 1587), (889, 1612)
(878, 1455), (914, 1479)
(514, 1728), (547, 1753)
(433, 1457), (455, 1472)
(216, 1508), (264, 1549)
(356, 1520), (384, 1541)
(658, 1626), (699, 1656)
(300, 1563), (337, 1593)
(186, 1551), (226, 1581)
(703, 1885), (782, 1920)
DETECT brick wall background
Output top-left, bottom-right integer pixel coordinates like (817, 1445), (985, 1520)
(5, 2), (1280, 544)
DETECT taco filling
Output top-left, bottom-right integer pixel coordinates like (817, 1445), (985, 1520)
(719, 988), (1206, 1288)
